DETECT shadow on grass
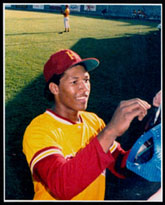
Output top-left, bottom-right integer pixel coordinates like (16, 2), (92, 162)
(5, 31), (65, 36)
(5, 30), (161, 200)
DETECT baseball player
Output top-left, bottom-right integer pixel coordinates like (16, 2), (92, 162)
(63, 5), (70, 32)
(23, 49), (151, 200)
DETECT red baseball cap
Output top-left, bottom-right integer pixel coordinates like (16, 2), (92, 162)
(43, 49), (100, 82)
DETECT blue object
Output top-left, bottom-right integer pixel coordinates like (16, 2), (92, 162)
(126, 123), (161, 182)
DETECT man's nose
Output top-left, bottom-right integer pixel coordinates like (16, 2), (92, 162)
(78, 81), (90, 91)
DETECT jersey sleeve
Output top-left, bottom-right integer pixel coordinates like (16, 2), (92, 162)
(94, 113), (131, 179)
(22, 117), (64, 173)
(29, 137), (116, 200)
(97, 112), (130, 179)
(108, 141), (131, 178)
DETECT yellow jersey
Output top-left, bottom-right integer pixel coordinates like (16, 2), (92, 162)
(64, 8), (70, 17)
(23, 109), (125, 200)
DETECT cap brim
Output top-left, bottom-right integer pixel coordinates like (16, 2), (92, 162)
(73, 58), (100, 72)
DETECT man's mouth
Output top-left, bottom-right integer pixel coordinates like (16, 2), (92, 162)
(76, 95), (89, 103)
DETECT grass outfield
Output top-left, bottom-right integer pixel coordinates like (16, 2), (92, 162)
(5, 9), (161, 200)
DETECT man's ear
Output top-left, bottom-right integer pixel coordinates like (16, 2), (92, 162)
(49, 82), (59, 95)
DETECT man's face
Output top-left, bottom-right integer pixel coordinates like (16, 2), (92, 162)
(56, 65), (91, 112)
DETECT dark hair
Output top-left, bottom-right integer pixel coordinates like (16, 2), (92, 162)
(44, 73), (64, 101)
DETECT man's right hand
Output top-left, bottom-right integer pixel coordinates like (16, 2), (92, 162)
(97, 98), (151, 153)
(108, 98), (151, 137)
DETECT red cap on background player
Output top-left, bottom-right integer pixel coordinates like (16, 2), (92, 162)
(43, 49), (100, 82)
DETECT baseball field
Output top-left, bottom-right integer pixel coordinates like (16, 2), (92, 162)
(5, 9), (161, 200)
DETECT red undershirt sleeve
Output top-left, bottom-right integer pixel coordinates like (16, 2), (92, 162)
(33, 137), (115, 200)
(108, 143), (131, 178)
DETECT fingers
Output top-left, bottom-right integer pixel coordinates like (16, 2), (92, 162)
(119, 98), (151, 121)
(120, 98), (151, 110)
(153, 90), (161, 107)
(124, 107), (146, 122)
(108, 98), (151, 137)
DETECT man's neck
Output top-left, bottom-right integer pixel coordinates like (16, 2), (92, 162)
(51, 105), (80, 124)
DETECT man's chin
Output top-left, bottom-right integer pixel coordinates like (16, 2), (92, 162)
(77, 104), (88, 111)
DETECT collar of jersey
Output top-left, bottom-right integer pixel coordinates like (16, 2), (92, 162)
(46, 109), (83, 125)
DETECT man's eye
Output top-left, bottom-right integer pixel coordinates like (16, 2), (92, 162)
(71, 81), (77, 84)
(84, 79), (90, 83)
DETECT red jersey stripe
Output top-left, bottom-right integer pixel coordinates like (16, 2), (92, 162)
(30, 146), (63, 173)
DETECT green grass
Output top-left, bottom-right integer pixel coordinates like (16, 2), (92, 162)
(5, 9), (161, 200)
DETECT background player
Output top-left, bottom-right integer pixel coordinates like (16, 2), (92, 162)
(62, 5), (70, 32)
(23, 49), (151, 200)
